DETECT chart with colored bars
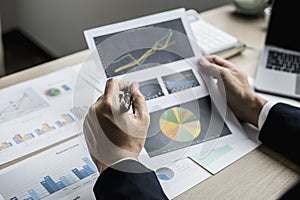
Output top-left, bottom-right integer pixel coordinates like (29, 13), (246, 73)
(160, 107), (201, 142)
(162, 69), (200, 94)
(139, 79), (164, 100)
(8, 157), (97, 200)
(0, 141), (13, 151)
(0, 105), (89, 152)
(13, 133), (35, 144)
(94, 19), (195, 78)
(0, 88), (49, 124)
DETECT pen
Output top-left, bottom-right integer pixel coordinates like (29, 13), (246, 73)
(120, 82), (131, 112)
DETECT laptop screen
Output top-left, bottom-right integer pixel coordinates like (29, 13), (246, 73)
(266, 0), (300, 52)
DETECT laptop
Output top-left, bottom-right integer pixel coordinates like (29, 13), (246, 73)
(254, 0), (300, 99)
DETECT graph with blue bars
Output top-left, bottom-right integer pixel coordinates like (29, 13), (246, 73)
(162, 69), (200, 94)
(9, 157), (97, 200)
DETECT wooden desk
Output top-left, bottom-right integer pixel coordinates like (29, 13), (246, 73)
(0, 4), (299, 199)
(176, 5), (300, 200)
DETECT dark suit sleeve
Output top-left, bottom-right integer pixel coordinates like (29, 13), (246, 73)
(93, 159), (168, 200)
(259, 103), (300, 166)
(259, 103), (300, 199)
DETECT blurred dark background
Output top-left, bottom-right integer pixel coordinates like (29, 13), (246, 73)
(0, 0), (230, 76)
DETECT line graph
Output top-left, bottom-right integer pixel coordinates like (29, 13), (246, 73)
(0, 88), (49, 124)
(94, 18), (195, 78)
(113, 30), (176, 73)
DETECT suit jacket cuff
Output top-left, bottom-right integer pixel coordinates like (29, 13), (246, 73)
(258, 101), (280, 130)
(93, 159), (168, 200)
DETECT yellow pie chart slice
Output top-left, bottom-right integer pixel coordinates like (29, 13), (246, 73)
(159, 107), (201, 142)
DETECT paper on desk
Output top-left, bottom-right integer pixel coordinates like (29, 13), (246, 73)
(185, 77), (261, 174)
(0, 134), (210, 200)
(189, 78), (300, 175)
(0, 137), (98, 200)
(0, 65), (101, 165)
(189, 138), (259, 174)
(155, 158), (210, 199)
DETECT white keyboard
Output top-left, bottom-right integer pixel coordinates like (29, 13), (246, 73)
(190, 19), (238, 54)
(186, 9), (240, 55)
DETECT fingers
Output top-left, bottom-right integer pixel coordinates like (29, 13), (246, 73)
(199, 55), (234, 69)
(102, 78), (128, 106)
(103, 78), (118, 101)
(118, 79), (130, 92)
(103, 77), (127, 95)
(198, 55), (223, 78)
(95, 95), (103, 103)
(130, 82), (149, 121)
(199, 55), (234, 79)
(100, 78), (149, 122)
(209, 55), (234, 69)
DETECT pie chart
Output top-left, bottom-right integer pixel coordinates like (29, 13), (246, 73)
(45, 88), (61, 97)
(159, 107), (201, 142)
(156, 167), (174, 181)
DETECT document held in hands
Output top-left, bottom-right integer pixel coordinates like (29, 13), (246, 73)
(83, 8), (257, 171)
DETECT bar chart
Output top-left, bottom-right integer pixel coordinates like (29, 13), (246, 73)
(0, 67), (95, 166)
(35, 106), (88, 136)
(7, 157), (98, 200)
(13, 133), (35, 144)
(0, 105), (89, 152)
(55, 114), (75, 127)
(0, 141), (13, 151)
(70, 106), (89, 119)
(35, 123), (56, 135)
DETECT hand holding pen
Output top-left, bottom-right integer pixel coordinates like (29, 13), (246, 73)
(83, 78), (150, 172)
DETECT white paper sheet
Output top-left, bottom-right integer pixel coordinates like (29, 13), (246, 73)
(0, 138), (98, 200)
(156, 158), (210, 199)
(0, 65), (100, 165)
(188, 85), (300, 174)
(189, 138), (259, 174)
(0, 136), (210, 200)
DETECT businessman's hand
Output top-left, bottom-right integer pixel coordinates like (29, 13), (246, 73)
(198, 55), (267, 126)
(83, 78), (150, 172)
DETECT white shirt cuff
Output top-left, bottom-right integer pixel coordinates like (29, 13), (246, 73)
(258, 101), (280, 130)
(111, 157), (138, 166)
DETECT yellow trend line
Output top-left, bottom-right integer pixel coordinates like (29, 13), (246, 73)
(114, 31), (175, 73)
